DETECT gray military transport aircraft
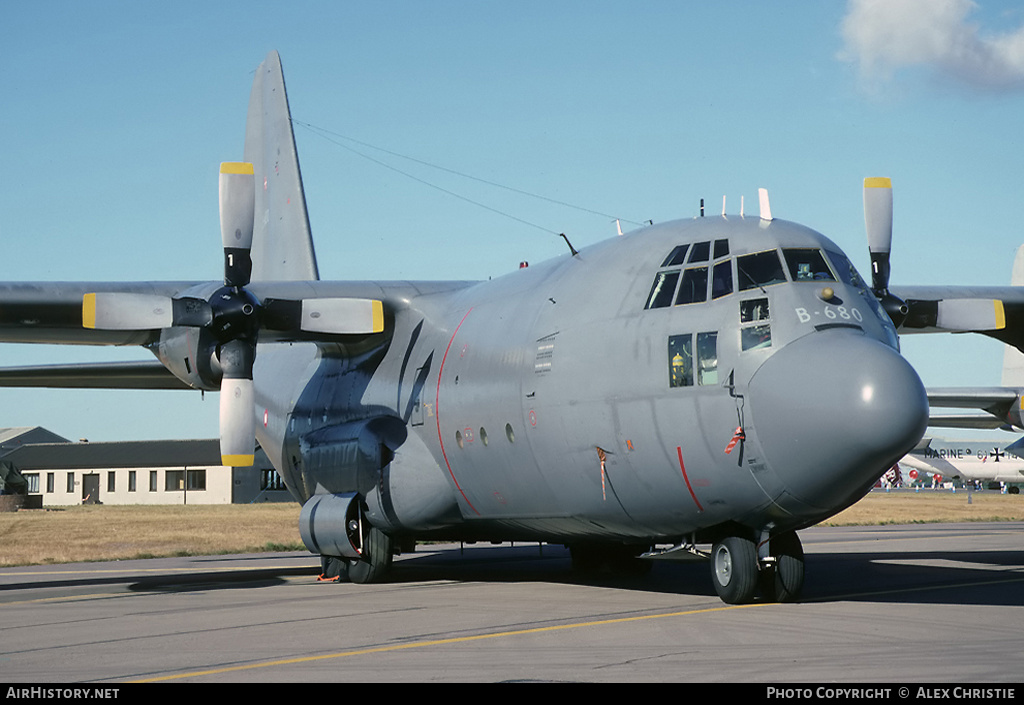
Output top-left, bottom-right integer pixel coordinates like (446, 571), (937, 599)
(1, 52), (1020, 604)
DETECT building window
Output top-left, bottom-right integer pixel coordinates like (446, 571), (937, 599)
(67, 472), (75, 493)
(107, 471), (116, 493)
(46, 472), (54, 493)
(24, 473), (39, 494)
(187, 469), (206, 491)
(261, 469), (287, 491)
(128, 471), (137, 492)
(150, 471), (158, 492)
(165, 471), (184, 492)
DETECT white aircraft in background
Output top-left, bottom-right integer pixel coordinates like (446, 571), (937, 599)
(901, 437), (1024, 492)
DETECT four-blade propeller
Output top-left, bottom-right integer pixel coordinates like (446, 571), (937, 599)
(83, 162), (384, 466)
(863, 177), (1004, 334)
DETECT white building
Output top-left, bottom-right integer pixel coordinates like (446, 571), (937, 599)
(0, 427), (290, 506)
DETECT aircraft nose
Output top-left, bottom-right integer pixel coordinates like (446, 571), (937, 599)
(746, 331), (928, 513)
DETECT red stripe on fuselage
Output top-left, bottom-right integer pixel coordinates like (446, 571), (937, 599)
(436, 308), (479, 515)
(676, 446), (704, 513)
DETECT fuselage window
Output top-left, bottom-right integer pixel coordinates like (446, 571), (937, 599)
(689, 241), (711, 263)
(675, 266), (709, 305)
(668, 334), (693, 388)
(784, 248), (836, 282)
(737, 250), (787, 291)
(713, 239), (730, 259)
(696, 331), (719, 385)
(645, 270), (680, 309)
(711, 260), (733, 300)
(661, 245), (689, 267)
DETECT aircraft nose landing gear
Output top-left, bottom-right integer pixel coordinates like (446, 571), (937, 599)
(709, 531), (804, 604)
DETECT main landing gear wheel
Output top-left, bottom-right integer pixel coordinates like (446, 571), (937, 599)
(763, 531), (805, 603)
(711, 536), (758, 604)
(347, 526), (395, 584)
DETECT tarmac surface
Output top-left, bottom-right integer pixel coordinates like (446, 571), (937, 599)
(1, 521), (1023, 683)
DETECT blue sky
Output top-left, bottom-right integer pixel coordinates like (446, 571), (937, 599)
(3, 1), (1024, 443)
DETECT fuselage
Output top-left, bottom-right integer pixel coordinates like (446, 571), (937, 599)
(253, 215), (929, 545)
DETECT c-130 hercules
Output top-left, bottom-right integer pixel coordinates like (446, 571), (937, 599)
(2, 52), (1015, 603)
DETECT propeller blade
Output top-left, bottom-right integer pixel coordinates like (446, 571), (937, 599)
(219, 376), (255, 466)
(219, 162), (255, 288)
(83, 293), (173, 330)
(217, 338), (255, 466)
(263, 298), (385, 335)
(936, 299), (1006, 332)
(863, 177), (893, 294)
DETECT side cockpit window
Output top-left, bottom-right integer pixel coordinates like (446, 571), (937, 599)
(661, 245), (689, 267)
(647, 240), (733, 309)
(645, 270), (681, 309)
(675, 267), (709, 305)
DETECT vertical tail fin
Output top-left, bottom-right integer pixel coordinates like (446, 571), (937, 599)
(1001, 245), (1024, 385)
(244, 51), (319, 282)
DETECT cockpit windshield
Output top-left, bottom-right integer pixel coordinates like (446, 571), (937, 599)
(783, 249), (836, 282)
(825, 250), (867, 290)
(736, 250), (786, 291)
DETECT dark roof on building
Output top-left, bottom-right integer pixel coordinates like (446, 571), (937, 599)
(2, 438), (223, 469)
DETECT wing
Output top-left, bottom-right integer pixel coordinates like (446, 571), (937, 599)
(0, 282), (199, 345)
(926, 386), (1024, 431)
(0, 361), (189, 390)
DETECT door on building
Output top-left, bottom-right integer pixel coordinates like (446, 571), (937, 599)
(82, 473), (100, 504)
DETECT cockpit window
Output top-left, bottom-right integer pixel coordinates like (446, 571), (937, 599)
(713, 239), (729, 259)
(737, 250), (787, 291)
(675, 266), (709, 305)
(645, 270), (680, 309)
(783, 249), (836, 282)
(661, 245), (689, 267)
(825, 250), (867, 289)
(689, 241), (711, 263)
(711, 260), (733, 300)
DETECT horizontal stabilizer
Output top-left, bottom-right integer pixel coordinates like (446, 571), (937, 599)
(927, 387), (1024, 431)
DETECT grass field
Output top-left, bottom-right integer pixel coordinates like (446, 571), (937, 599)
(1, 491), (1021, 567)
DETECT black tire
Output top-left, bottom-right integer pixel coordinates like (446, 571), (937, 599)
(319, 554), (349, 581)
(348, 526), (395, 584)
(767, 532), (804, 603)
(711, 536), (758, 604)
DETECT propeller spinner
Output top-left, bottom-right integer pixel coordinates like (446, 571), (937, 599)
(83, 162), (384, 466)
